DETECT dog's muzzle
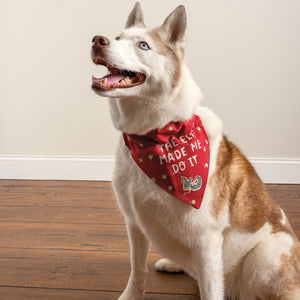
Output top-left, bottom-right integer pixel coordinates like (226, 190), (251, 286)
(91, 35), (146, 91)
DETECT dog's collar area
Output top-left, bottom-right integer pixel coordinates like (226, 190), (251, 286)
(92, 56), (146, 91)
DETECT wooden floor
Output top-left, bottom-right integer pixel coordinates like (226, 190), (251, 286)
(0, 181), (299, 300)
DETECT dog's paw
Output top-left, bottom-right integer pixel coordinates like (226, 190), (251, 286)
(155, 258), (183, 273)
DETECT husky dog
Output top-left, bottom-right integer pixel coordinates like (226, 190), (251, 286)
(91, 3), (300, 299)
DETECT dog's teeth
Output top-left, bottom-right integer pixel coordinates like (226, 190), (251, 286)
(125, 77), (131, 83)
(120, 79), (126, 86)
(103, 78), (107, 85)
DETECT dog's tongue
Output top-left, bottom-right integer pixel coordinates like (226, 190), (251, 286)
(92, 73), (127, 90)
(105, 74), (126, 85)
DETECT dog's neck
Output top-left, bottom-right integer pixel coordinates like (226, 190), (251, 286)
(109, 65), (203, 135)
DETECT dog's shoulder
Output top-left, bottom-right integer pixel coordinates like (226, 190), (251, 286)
(194, 106), (223, 143)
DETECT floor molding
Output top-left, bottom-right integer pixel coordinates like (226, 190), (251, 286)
(0, 155), (115, 181)
(0, 155), (299, 183)
(250, 158), (300, 184)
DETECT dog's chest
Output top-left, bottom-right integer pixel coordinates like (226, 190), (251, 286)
(112, 108), (226, 246)
(113, 138), (215, 243)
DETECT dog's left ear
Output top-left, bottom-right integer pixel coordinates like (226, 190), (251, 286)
(159, 5), (187, 48)
(126, 2), (145, 28)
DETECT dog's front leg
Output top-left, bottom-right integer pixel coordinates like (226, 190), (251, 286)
(194, 233), (224, 300)
(119, 222), (150, 300)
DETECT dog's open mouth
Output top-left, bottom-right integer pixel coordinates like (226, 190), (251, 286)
(92, 57), (146, 91)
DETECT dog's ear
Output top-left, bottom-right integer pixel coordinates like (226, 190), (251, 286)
(159, 5), (187, 48)
(125, 2), (145, 28)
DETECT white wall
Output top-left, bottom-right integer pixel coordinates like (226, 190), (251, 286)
(0, 0), (299, 181)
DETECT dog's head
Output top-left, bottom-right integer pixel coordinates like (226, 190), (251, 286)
(91, 2), (187, 99)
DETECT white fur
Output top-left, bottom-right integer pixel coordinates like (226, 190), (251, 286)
(92, 3), (300, 300)
(109, 64), (203, 134)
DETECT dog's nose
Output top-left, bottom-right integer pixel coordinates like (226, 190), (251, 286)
(92, 35), (110, 48)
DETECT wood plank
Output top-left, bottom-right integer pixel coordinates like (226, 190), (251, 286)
(0, 180), (113, 196)
(275, 201), (300, 213)
(0, 187), (113, 197)
(0, 222), (128, 252)
(0, 180), (109, 188)
(271, 199), (300, 213)
(0, 206), (124, 224)
(266, 184), (300, 195)
(0, 192), (117, 209)
(0, 248), (199, 295)
(0, 287), (199, 300)
(0, 180), (116, 208)
(267, 185), (300, 212)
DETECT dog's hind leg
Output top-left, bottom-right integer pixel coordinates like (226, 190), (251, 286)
(119, 222), (150, 300)
(155, 258), (184, 273)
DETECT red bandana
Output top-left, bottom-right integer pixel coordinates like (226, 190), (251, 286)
(123, 115), (210, 209)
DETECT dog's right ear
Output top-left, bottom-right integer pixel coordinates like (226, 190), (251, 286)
(125, 2), (145, 28)
(159, 5), (187, 49)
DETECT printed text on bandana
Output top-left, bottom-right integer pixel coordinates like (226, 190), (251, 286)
(158, 129), (205, 174)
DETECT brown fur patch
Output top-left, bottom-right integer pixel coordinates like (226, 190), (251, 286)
(211, 136), (300, 298)
(210, 136), (297, 235)
(148, 29), (182, 88)
(277, 244), (300, 298)
(209, 136), (233, 218)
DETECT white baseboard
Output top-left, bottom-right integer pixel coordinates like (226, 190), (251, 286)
(0, 155), (299, 184)
(250, 158), (300, 184)
(0, 155), (115, 181)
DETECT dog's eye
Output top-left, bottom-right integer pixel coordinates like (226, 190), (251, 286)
(138, 41), (150, 50)
(115, 36), (120, 41)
